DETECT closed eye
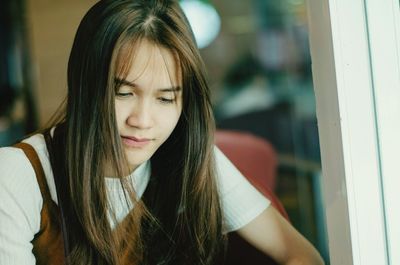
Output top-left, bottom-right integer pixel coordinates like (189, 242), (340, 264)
(158, 97), (175, 104)
(116, 92), (134, 97)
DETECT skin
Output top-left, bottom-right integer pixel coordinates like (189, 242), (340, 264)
(115, 39), (182, 172)
(115, 38), (324, 265)
(237, 207), (325, 265)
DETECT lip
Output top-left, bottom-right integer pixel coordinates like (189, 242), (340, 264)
(121, 136), (152, 148)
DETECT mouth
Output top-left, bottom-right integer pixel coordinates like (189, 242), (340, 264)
(121, 135), (152, 148)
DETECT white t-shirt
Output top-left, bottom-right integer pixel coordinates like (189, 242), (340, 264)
(0, 133), (270, 264)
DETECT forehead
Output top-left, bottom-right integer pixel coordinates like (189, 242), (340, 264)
(117, 39), (181, 87)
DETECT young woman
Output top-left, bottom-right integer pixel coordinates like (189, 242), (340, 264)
(0, 0), (324, 264)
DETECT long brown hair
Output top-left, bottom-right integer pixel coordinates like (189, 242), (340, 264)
(49, 0), (226, 264)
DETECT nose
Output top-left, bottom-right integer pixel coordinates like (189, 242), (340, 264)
(126, 100), (154, 129)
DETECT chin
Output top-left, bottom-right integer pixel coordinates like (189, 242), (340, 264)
(127, 155), (149, 170)
(124, 148), (154, 170)
(128, 158), (143, 167)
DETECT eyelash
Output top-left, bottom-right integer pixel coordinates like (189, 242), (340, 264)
(116, 92), (175, 104)
(158, 97), (175, 104)
(116, 92), (133, 97)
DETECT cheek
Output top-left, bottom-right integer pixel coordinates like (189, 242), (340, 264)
(115, 107), (120, 123)
(115, 101), (127, 127)
(171, 107), (182, 127)
(161, 108), (181, 133)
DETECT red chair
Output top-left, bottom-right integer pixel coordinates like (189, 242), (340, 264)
(215, 130), (289, 265)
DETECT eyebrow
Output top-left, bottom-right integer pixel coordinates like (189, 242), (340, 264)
(115, 78), (181, 92)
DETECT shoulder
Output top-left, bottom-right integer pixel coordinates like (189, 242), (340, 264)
(213, 146), (252, 193)
(213, 145), (270, 232)
(22, 133), (58, 203)
(0, 144), (40, 191)
(0, 140), (43, 237)
(0, 132), (57, 219)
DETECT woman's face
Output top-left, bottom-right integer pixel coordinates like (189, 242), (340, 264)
(115, 39), (182, 172)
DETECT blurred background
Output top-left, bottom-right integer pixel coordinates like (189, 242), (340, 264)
(0, 0), (328, 263)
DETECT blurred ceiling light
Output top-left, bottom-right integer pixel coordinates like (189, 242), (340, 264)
(180, 0), (221, 49)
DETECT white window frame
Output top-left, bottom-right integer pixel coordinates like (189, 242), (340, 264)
(307, 0), (400, 264)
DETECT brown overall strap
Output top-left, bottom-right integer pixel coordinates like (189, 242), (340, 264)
(13, 142), (52, 202)
(14, 141), (66, 265)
